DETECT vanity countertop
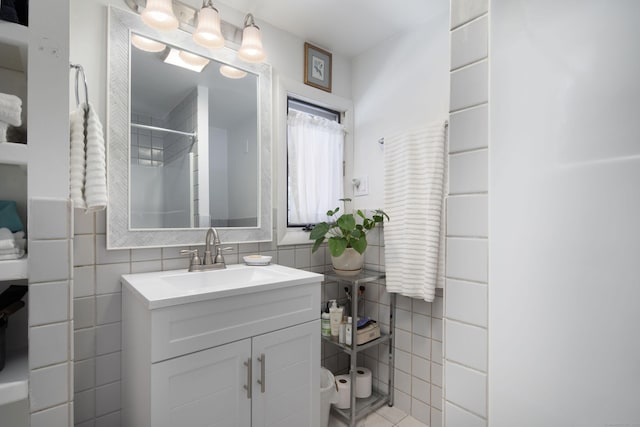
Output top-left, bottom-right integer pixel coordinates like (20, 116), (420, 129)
(121, 263), (324, 309)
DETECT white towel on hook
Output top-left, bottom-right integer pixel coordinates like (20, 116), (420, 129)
(84, 103), (107, 212)
(0, 93), (22, 126)
(69, 106), (86, 209)
(69, 102), (107, 212)
(383, 121), (448, 302)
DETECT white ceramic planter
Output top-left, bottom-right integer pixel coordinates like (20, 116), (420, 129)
(331, 248), (365, 276)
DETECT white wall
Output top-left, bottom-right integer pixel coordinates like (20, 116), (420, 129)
(350, 7), (450, 426)
(351, 13), (449, 210)
(490, 1), (640, 426)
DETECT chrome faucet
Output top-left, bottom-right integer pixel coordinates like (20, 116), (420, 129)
(180, 227), (230, 272)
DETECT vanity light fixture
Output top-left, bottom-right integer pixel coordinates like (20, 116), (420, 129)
(164, 48), (209, 72)
(141, 0), (179, 31)
(219, 64), (247, 79)
(125, 0), (268, 64)
(192, 0), (224, 49)
(131, 34), (167, 52)
(237, 13), (266, 63)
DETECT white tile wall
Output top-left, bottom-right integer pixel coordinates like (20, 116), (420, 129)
(445, 3), (490, 425)
(445, 238), (488, 282)
(449, 61), (488, 112)
(445, 402), (486, 427)
(30, 362), (70, 412)
(29, 322), (69, 369)
(446, 195), (488, 237)
(450, 0), (488, 29)
(448, 150), (488, 194)
(31, 403), (70, 427)
(450, 16), (489, 70)
(444, 320), (487, 372)
(29, 240), (71, 283)
(449, 105), (488, 153)
(445, 362), (486, 417)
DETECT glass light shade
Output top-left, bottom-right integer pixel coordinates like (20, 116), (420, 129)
(164, 48), (208, 72)
(131, 34), (166, 53)
(141, 0), (179, 31)
(238, 25), (266, 63)
(193, 6), (224, 49)
(220, 65), (247, 79)
(178, 50), (210, 67)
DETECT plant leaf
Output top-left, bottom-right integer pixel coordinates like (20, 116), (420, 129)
(311, 238), (324, 253)
(309, 222), (330, 240)
(328, 237), (347, 257)
(337, 214), (356, 232)
(351, 237), (367, 254)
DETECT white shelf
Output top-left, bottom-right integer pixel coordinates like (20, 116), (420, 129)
(0, 256), (27, 281)
(0, 21), (28, 48)
(0, 346), (28, 406)
(0, 143), (27, 166)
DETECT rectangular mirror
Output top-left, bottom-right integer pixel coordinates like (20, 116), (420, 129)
(107, 7), (272, 248)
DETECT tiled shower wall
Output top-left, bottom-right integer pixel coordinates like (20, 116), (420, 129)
(444, 1), (490, 426)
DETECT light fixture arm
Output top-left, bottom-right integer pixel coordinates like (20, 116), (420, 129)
(244, 13), (258, 29)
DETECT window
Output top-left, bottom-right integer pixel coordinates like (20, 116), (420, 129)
(287, 98), (344, 227)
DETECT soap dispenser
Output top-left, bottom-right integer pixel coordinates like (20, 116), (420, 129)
(321, 303), (331, 337)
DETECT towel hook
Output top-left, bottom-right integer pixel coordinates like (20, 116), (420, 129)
(70, 63), (89, 108)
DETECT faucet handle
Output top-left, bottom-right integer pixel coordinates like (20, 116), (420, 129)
(214, 246), (233, 265)
(180, 249), (201, 267)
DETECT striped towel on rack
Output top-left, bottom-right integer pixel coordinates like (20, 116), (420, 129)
(383, 121), (448, 302)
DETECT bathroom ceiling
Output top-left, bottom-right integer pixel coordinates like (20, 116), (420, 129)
(216, 0), (448, 58)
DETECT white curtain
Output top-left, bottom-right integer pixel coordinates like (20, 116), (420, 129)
(287, 109), (344, 224)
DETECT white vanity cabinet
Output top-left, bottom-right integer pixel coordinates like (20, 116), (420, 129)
(121, 264), (322, 427)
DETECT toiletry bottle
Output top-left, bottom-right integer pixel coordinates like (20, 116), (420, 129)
(329, 300), (343, 337)
(345, 316), (353, 346)
(321, 307), (331, 337)
(338, 317), (346, 344)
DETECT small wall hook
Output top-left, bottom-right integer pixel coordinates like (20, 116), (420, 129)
(352, 178), (361, 189)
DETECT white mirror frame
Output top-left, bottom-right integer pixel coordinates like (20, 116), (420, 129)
(107, 7), (272, 249)
(275, 75), (354, 246)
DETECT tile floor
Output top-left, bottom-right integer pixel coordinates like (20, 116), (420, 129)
(329, 405), (428, 427)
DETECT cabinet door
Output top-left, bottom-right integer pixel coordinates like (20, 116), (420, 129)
(252, 320), (320, 427)
(151, 339), (252, 427)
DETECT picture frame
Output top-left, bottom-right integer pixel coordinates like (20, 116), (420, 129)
(304, 42), (332, 92)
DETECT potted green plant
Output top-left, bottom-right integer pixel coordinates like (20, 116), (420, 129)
(310, 199), (389, 275)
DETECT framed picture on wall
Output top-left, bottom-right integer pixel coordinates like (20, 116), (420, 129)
(304, 42), (332, 92)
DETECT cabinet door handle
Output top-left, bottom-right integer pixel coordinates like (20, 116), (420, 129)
(257, 353), (266, 393)
(243, 358), (252, 399)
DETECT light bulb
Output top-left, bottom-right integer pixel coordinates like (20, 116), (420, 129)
(220, 65), (247, 79)
(141, 0), (178, 31)
(238, 15), (266, 63)
(178, 50), (210, 68)
(193, 5), (224, 49)
(131, 34), (166, 53)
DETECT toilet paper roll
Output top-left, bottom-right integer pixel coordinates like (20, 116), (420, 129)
(355, 367), (372, 398)
(334, 374), (351, 409)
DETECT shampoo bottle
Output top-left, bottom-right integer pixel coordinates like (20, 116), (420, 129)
(345, 316), (353, 346)
(329, 300), (343, 337)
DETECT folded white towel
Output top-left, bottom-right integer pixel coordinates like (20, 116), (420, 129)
(84, 103), (107, 212)
(0, 249), (25, 261)
(0, 227), (14, 250)
(0, 247), (22, 256)
(384, 121), (448, 302)
(0, 121), (8, 143)
(69, 106), (87, 209)
(0, 93), (22, 126)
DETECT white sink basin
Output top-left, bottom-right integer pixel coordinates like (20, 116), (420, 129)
(122, 263), (323, 309)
